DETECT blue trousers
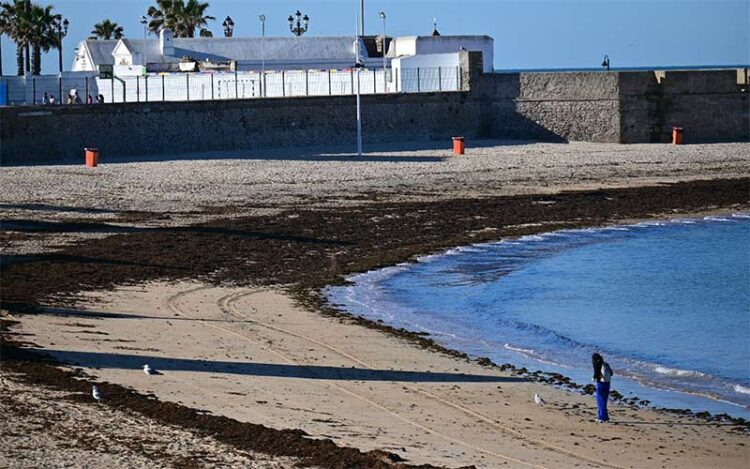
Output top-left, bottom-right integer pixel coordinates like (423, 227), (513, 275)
(596, 381), (610, 421)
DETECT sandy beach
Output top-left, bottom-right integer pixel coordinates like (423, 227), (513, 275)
(2, 140), (749, 468)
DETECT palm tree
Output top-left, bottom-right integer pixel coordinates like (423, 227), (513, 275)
(27, 3), (58, 74)
(91, 19), (124, 40)
(146, 0), (214, 38)
(0, 0), (31, 75)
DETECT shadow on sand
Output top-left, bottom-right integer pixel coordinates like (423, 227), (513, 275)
(43, 349), (526, 383)
(2, 139), (562, 167)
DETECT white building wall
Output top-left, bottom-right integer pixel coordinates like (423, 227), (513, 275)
(391, 53), (461, 93)
(388, 36), (494, 73)
(414, 36), (494, 73)
(71, 43), (96, 72)
(388, 36), (418, 58)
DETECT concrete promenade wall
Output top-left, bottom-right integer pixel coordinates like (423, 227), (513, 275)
(1, 56), (747, 164)
(0, 92), (484, 163)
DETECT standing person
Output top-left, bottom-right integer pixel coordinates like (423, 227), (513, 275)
(41, 92), (49, 105)
(49, 94), (56, 105)
(87, 94), (93, 104)
(592, 352), (613, 423)
(74, 91), (82, 104)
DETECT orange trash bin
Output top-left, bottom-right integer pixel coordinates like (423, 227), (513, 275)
(85, 148), (99, 167)
(672, 127), (683, 145)
(452, 137), (465, 155)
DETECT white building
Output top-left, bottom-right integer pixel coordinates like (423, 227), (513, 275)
(386, 35), (494, 92)
(72, 30), (390, 76)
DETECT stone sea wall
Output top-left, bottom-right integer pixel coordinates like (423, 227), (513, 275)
(1, 53), (747, 163)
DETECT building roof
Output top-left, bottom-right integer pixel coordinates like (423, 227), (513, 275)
(83, 39), (118, 65)
(82, 36), (373, 65)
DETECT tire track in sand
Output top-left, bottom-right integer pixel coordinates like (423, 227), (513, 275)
(223, 287), (630, 469)
(166, 285), (622, 468)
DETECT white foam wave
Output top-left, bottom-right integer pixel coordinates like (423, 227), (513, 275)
(703, 216), (732, 222)
(734, 384), (750, 395)
(504, 343), (535, 355)
(633, 221), (665, 228)
(732, 213), (750, 219)
(652, 365), (707, 378)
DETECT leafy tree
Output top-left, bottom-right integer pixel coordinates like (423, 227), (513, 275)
(91, 19), (124, 40)
(27, 2), (59, 74)
(0, 0), (60, 75)
(146, 0), (214, 38)
(0, 0), (31, 75)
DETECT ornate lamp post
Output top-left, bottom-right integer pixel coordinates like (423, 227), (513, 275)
(55, 17), (69, 101)
(601, 54), (610, 71)
(222, 16), (235, 38)
(259, 14), (266, 97)
(288, 10), (309, 36)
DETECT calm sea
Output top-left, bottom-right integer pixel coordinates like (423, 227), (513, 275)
(327, 214), (750, 418)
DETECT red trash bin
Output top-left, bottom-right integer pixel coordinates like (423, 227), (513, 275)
(452, 137), (465, 155)
(85, 148), (99, 167)
(672, 127), (683, 145)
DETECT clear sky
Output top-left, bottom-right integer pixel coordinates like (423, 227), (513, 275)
(1, 0), (748, 75)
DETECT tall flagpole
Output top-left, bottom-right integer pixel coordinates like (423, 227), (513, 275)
(360, 0), (365, 36)
(355, 4), (363, 157)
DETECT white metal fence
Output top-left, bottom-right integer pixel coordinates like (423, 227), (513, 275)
(0, 66), (461, 106)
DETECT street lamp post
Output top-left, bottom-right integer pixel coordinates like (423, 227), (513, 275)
(379, 11), (386, 91)
(55, 17), (69, 102)
(259, 14), (265, 97)
(140, 15), (148, 70)
(222, 16), (235, 38)
(288, 10), (309, 36)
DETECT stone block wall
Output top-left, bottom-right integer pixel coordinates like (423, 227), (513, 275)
(476, 71), (621, 142)
(1, 53), (747, 164)
(618, 70), (749, 143)
(0, 92), (485, 163)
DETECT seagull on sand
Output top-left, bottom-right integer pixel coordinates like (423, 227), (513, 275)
(534, 393), (545, 406)
(92, 385), (103, 402)
(143, 364), (157, 375)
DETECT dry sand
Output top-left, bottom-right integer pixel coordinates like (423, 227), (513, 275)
(2, 140), (749, 468)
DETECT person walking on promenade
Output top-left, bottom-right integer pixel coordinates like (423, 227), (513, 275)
(592, 352), (613, 423)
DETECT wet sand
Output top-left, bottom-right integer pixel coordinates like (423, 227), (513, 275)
(6, 281), (749, 468)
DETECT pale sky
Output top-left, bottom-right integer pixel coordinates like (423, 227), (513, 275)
(1, 0), (748, 75)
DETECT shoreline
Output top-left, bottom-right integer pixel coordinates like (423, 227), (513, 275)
(2, 142), (749, 467)
(309, 208), (750, 426)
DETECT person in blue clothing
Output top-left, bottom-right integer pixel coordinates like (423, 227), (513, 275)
(592, 352), (613, 422)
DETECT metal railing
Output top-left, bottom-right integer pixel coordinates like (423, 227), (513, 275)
(0, 66), (461, 106)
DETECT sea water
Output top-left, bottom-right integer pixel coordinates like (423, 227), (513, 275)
(327, 214), (750, 418)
